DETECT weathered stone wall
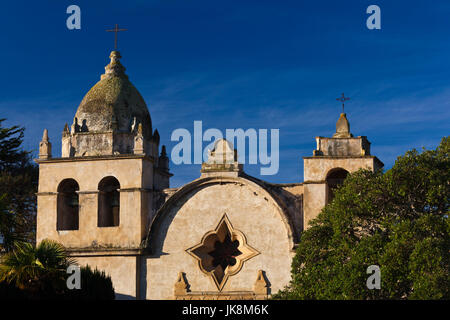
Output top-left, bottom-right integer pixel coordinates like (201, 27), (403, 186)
(315, 136), (371, 157)
(303, 157), (381, 228)
(303, 182), (327, 227)
(281, 185), (304, 235)
(71, 132), (114, 157)
(268, 184), (304, 241)
(144, 180), (295, 300)
(304, 157), (378, 182)
(75, 255), (139, 299)
(65, 131), (158, 158)
(36, 156), (153, 249)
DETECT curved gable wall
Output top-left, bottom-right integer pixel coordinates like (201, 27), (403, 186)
(143, 176), (295, 299)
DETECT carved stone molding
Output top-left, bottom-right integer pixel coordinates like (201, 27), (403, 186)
(186, 214), (259, 291)
(174, 270), (270, 300)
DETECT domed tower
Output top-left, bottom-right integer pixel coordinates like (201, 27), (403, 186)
(62, 50), (157, 157)
(36, 51), (171, 298)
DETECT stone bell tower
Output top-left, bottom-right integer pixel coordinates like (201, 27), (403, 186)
(302, 112), (383, 228)
(35, 50), (171, 298)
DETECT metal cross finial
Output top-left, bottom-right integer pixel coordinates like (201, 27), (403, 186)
(106, 24), (127, 50)
(336, 93), (350, 113)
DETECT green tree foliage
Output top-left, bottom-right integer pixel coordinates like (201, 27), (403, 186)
(0, 239), (75, 296)
(0, 119), (38, 251)
(274, 137), (449, 300)
(0, 195), (22, 254)
(0, 240), (115, 300)
(66, 265), (115, 300)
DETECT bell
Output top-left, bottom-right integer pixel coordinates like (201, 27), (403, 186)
(111, 192), (120, 207)
(68, 194), (79, 207)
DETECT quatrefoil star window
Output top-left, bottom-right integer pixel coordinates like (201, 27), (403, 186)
(186, 214), (260, 291)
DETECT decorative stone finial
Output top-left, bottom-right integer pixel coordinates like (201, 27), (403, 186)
(201, 139), (243, 176)
(158, 145), (169, 171)
(254, 270), (269, 297)
(161, 145), (167, 157)
(153, 129), (160, 146)
(207, 139), (237, 164)
(62, 123), (70, 137)
(100, 51), (128, 80)
(174, 272), (189, 296)
(61, 124), (73, 158)
(39, 129), (52, 159)
(134, 123), (145, 155)
(332, 113), (353, 138)
(71, 117), (80, 133)
(42, 128), (48, 141)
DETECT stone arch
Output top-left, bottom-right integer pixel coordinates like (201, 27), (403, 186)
(57, 178), (80, 231)
(146, 175), (296, 255)
(325, 167), (349, 204)
(97, 176), (120, 227)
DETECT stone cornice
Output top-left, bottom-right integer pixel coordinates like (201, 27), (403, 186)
(66, 247), (145, 257)
(119, 187), (152, 192)
(36, 192), (57, 196)
(303, 155), (377, 160)
(303, 155), (384, 167)
(34, 154), (155, 164)
(37, 188), (155, 196)
(302, 180), (326, 185)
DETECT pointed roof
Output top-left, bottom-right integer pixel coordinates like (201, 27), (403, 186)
(332, 113), (353, 138)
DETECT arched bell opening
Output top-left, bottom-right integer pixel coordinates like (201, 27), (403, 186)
(97, 176), (120, 227)
(57, 179), (80, 231)
(326, 168), (349, 204)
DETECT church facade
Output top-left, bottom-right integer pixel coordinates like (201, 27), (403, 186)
(35, 51), (383, 299)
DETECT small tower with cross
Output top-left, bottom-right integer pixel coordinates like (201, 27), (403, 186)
(302, 93), (384, 228)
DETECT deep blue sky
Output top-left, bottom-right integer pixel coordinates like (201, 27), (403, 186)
(1, 0), (449, 187)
